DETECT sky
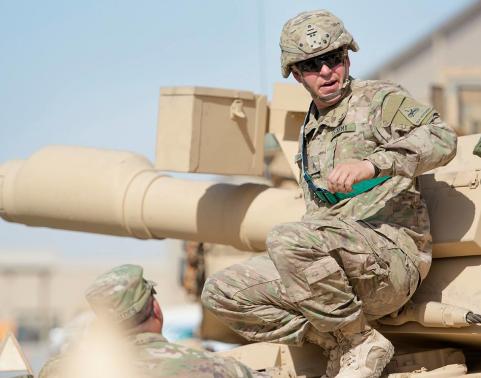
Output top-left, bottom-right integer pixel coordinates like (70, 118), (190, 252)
(0, 0), (477, 261)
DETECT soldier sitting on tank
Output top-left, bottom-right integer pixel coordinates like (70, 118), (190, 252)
(39, 264), (268, 378)
(201, 9), (457, 378)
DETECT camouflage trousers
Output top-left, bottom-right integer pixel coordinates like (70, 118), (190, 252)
(201, 219), (419, 349)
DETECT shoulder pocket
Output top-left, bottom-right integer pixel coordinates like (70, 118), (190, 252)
(398, 98), (434, 126)
(370, 88), (403, 142)
(384, 95), (434, 128)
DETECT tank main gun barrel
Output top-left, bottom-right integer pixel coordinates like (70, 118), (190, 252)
(0, 146), (305, 251)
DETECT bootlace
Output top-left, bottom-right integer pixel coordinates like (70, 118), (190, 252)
(340, 349), (356, 367)
(336, 330), (357, 368)
(334, 330), (349, 351)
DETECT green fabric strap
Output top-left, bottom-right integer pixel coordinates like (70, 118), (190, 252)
(334, 176), (391, 201)
(301, 101), (391, 205)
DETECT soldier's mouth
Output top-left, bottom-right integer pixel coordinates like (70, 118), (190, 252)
(320, 80), (338, 90)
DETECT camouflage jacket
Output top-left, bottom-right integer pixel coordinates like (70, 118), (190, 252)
(130, 332), (262, 378)
(296, 78), (457, 280)
(39, 332), (262, 378)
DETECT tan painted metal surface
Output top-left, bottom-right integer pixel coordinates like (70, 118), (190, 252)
(155, 86), (267, 176)
(378, 255), (481, 346)
(218, 342), (327, 378)
(219, 343), (471, 378)
(269, 83), (310, 183)
(385, 348), (466, 376)
(0, 145), (304, 251)
(420, 133), (481, 257)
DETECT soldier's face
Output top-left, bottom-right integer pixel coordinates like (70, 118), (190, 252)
(293, 54), (350, 109)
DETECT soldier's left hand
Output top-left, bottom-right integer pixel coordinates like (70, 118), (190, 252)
(327, 159), (375, 193)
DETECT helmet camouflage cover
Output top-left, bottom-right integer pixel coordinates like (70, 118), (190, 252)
(280, 10), (359, 78)
(85, 264), (156, 325)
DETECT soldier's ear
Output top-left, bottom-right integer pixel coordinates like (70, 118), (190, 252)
(292, 66), (303, 83)
(153, 299), (163, 330)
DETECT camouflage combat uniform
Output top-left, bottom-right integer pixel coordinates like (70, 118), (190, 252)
(202, 78), (457, 345)
(39, 264), (265, 378)
(130, 332), (261, 378)
(39, 332), (262, 378)
(39, 332), (261, 378)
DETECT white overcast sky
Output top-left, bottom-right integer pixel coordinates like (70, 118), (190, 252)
(0, 0), (477, 260)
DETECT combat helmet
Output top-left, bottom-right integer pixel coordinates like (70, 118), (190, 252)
(280, 10), (359, 78)
(85, 264), (157, 326)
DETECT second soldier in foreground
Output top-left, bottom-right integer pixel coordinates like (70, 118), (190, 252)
(39, 264), (267, 378)
(202, 9), (457, 378)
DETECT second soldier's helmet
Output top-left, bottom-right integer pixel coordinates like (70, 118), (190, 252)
(280, 10), (359, 78)
(85, 264), (157, 326)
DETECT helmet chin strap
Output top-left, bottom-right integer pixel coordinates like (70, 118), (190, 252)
(316, 89), (342, 102)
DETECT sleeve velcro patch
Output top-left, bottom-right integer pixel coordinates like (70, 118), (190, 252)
(398, 97), (434, 126)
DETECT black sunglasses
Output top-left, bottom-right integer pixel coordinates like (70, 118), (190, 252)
(296, 49), (346, 73)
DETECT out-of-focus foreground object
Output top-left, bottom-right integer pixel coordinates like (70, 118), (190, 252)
(0, 333), (33, 378)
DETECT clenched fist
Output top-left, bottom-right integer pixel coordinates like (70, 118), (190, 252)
(327, 159), (376, 193)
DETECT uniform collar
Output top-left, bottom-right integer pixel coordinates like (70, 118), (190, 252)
(130, 332), (167, 345)
(304, 82), (353, 135)
(304, 104), (320, 135)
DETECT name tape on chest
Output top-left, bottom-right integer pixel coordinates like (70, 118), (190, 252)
(330, 123), (356, 140)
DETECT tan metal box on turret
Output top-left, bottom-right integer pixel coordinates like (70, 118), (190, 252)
(155, 86), (267, 175)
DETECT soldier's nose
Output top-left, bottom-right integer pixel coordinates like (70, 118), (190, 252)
(319, 63), (332, 76)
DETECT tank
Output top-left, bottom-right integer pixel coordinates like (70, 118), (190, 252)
(1, 83), (481, 376)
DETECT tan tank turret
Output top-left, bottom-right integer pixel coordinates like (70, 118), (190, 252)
(2, 84), (481, 376)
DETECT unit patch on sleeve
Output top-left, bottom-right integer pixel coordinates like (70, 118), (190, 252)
(398, 98), (434, 126)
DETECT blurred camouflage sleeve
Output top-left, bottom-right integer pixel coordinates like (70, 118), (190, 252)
(365, 93), (457, 178)
(38, 354), (64, 378)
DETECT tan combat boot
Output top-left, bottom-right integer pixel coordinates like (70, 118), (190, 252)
(305, 327), (341, 378)
(321, 345), (342, 378)
(334, 327), (394, 378)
